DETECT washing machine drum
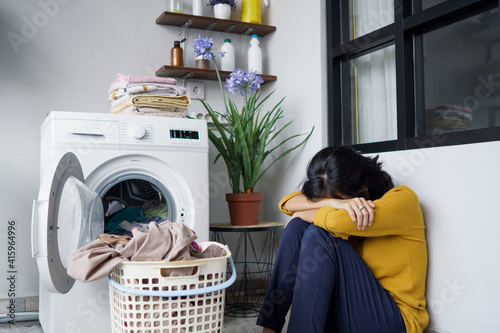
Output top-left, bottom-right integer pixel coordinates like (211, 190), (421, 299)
(32, 153), (103, 294)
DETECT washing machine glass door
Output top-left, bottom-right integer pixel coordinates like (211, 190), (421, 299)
(32, 152), (104, 294)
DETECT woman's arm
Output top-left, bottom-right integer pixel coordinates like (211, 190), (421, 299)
(313, 186), (422, 238)
(283, 193), (332, 212)
(282, 192), (376, 230)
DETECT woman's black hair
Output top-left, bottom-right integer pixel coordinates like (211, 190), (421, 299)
(301, 146), (394, 201)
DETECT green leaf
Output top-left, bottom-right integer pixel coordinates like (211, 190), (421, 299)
(196, 58), (314, 193)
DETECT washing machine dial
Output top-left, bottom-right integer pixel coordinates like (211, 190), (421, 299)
(130, 124), (146, 139)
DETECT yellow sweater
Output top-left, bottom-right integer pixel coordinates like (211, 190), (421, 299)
(279, 185), (428, 333)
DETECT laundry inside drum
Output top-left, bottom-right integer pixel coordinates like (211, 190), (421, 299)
(101, 178), (173, 236)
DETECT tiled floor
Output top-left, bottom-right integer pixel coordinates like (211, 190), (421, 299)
(0, 317), (264, 332)
(0, 321), (42, 332)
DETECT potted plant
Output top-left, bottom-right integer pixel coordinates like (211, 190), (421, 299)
(193, 35), (314, 225)
(208, 0), (237, 20)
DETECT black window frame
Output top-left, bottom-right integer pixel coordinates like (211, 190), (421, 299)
(327, 0), (500, 153)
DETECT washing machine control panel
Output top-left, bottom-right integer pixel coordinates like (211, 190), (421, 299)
(119, 121), (204, 148)
(129, 124), (146, 139)
(170, 129), (199, 139)
(169, 129), (201, 145)
(120, 122), (154, 143)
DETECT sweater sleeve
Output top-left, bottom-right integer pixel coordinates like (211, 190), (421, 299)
(313, 186), (421, 239)
(278, 191), (302, 216)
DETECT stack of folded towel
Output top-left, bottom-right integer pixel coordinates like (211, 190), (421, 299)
(425, 104), (473, 134)
(108, 73), (190, 117)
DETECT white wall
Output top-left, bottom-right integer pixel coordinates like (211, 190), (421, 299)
(1, 1), (499, 332)
(194, 0), (327, 223)
(258, 0), (327, 222)
(0, 0), (325, 299)
(378, 141), (500, 332)
(0, 0), (225, 298)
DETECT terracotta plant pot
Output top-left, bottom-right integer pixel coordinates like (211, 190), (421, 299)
(226, 192), (263, 226)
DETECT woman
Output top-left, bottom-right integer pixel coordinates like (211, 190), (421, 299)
(256, 146), (428, 333)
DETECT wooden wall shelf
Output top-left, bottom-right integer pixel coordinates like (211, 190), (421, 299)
(156, 65), (277, 84)
(156, 12), (276, 37)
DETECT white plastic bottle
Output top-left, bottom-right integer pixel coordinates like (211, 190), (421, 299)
(220, 39), (235, 72)
(248, 34), (262, 74)
(192, 0), (203, 15)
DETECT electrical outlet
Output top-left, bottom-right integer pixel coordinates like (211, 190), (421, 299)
(191, 110), (228, 125)
(187, 82), (205, 100)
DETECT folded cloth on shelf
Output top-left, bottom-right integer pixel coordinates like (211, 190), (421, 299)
(110, 95), (191, 114)
(117, 106), (188, 118)
(110, 94), (131, 110)
(425, 104), (473, 121)
(110, 93), (191, 109)
(425, 104), (473, 134)
(67, 221), (204, 282)
(108, 83), (188, 98)
(110, 73), (177, 88)
(132, 94), (190, 108)
(426, 117), (471, 130)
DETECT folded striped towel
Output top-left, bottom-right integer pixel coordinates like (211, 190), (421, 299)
(110, 95), (191, 114)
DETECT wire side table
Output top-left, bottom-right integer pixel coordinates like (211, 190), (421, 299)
(210, 221), (285, 317)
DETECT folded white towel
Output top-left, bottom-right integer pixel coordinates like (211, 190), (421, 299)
(118, 106), (188, 118)
(108, 82), (187, 95)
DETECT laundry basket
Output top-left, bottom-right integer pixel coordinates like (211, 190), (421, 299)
(108, 242), (236, 333)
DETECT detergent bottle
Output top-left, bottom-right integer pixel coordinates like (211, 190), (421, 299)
(242, 0), (261, 24)
(248, 34), (262, 74)
(220, 39), (235, 71)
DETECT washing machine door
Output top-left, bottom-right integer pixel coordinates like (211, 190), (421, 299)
(32, 152), (104, 293)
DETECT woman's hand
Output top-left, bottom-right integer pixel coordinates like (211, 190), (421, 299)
(327, 197), (375, 230)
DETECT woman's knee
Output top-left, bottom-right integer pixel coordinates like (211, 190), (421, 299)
(302, 226), (348, 250)
(300, 225), (350, 263)
(301, 224), (331, 246)
(281, 217), (310, 241)
(297, 225), (335, 268)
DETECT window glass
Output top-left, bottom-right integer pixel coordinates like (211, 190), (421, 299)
(421, 0), (448, 11)
(349, 0), (394, 40)
(58, 176), (103, 269)
(423, 8), (500, 136)
(349, 45), (397, 144)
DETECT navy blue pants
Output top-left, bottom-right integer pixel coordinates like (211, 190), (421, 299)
(256, 218), (406, 333)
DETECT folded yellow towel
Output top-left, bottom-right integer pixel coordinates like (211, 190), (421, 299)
(110, 95), (191, 114)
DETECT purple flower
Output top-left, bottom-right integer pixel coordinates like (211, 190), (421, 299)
(208, 0), (237, 10)
(224, 68), (264, 96)
(193, 35), (215, 60)
(193, 35), (225, 60)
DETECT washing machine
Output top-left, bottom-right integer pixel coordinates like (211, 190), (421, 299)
(31, 111), (210, 333)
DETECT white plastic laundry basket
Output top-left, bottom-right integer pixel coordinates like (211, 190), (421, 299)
(108, 242), (236, 333)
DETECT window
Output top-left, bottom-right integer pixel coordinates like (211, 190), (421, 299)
(327, 0), (500, 153)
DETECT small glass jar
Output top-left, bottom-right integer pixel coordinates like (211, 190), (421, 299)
(168, 0), (184, 13)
